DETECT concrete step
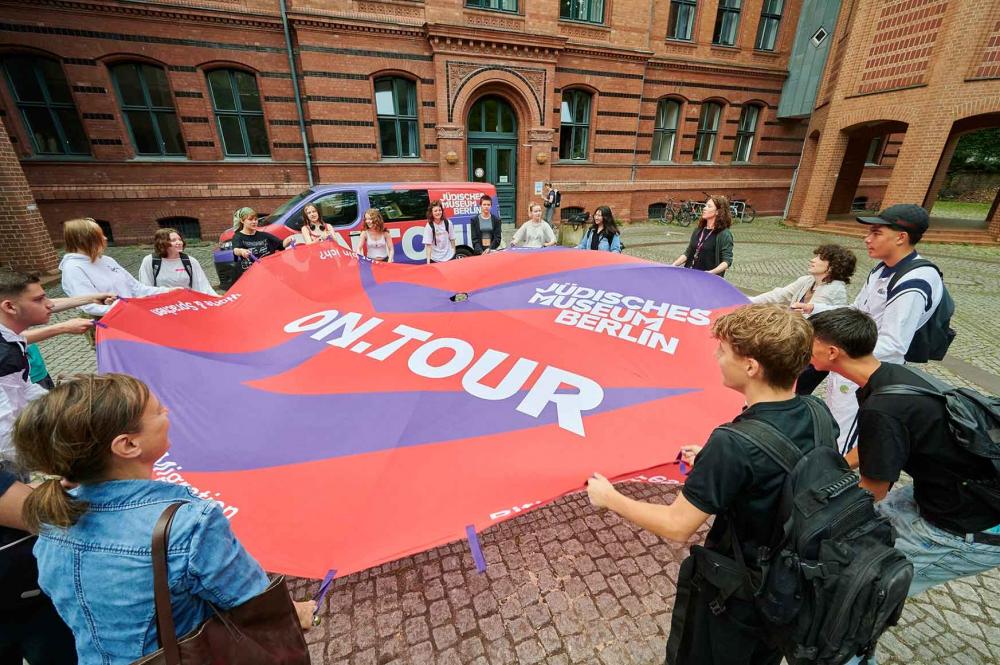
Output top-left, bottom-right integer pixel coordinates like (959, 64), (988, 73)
(803, 222), (998, 245)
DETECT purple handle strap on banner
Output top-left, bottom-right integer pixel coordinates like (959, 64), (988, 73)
(465, 525), (486, 574)
(94, 320), (108, 329)
(247, 252), (258, 263)
(312, 569), (337, 615)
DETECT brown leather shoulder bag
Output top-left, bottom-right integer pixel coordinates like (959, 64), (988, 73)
(132, 502), (310, 665)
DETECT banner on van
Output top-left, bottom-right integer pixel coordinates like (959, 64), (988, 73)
(97, 246), (748, 579)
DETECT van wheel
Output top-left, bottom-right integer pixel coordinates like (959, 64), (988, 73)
(454, 247), (475, 259)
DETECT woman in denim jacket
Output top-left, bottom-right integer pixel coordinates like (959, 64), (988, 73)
(13, 374), (315, 665)
(576, 206), (622, 253)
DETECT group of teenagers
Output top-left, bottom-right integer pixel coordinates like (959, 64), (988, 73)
(0, 202), (996, 665)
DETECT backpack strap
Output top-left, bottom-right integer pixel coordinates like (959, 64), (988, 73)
(886, 258), (941, 294)
(719, 419), (803, 473)
(179, 252), (194, 287)
(801, 395), (838, 449)
(151, 256), (162, 286)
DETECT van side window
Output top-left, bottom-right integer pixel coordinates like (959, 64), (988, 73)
(312, 191), (359, 227)
(368, 189), (430, 222)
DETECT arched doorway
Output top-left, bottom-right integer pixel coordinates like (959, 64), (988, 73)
(467, 96), (517, 222)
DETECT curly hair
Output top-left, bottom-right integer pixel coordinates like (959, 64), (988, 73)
(698, 195), (732, 230)
(152, 228), (183, 258)
(364, 208), (386, 234)
(814, 244), (857, 284)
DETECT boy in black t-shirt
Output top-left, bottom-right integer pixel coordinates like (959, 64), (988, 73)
(588, 304), (826, 665)
(809, 308), (1000, 601)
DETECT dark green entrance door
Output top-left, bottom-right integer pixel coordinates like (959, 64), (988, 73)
(467, 96), (517, 223)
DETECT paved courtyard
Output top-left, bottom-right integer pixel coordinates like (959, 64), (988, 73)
(37, 220), (1000, 664)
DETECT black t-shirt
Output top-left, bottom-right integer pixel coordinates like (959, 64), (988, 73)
(683, 397), (828, 559)
(232, 231), (284, 276)
(589, 228), (602, 251)
(686, 228), (718, 272)
(0, 337), (29, 382)
(857, 363), (999, 533)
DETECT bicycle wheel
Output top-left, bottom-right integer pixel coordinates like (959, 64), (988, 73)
(676, 208), (695, 227)
(745, 205), (756, 223)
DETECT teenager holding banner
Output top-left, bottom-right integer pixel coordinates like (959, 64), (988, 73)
(13, 374), (316, 665)
(231, 207), (286, 280)
(588, 304), (825, 665)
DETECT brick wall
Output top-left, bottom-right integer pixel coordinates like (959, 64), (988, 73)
(0, 0), (810, 247)
(0, 118), (59, 272)
(788, 0), (1000, 241)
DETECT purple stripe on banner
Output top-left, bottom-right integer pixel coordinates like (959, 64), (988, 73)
(313, 569), (337, 611)
(466, 525), (486, 574)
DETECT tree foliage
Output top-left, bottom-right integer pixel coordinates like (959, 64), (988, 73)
(948, 128), (1000, 173)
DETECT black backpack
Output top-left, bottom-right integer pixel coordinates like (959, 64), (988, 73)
(152, 253), (194, 287)
(871, 366), (1000, 503)
(717, 397), (913, 665)
(884, 259), (955, 362)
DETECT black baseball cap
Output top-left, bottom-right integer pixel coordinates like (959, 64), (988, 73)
(856, 203), (929, 235)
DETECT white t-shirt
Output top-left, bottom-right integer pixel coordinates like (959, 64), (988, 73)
(139, 254), (217, 296)
(512, 220), (556, 248)
(423, 221), (456, 262)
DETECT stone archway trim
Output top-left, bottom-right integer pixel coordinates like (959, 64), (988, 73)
(446, 62), (546, 124)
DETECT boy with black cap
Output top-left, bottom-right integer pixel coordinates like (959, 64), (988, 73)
(792, 204), (945, 452)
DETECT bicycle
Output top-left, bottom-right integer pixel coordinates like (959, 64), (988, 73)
(728, 196), (756, 223)
(673, 199), (703, 227)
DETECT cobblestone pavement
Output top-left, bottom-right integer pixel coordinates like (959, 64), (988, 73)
(37, 221), (1000, 664)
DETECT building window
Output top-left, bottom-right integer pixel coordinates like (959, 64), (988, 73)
(559, 90), (591, 160)
(205, 69), (269, 158)
(754, 0), (784, 51)
(651, 99), (680, 161)
(732, 105), (760, 162)
(466, 0), (517, 12)
(375, 77), (418, 158)
(110, 62), (184, 156)
(865, 136), (885, 165)
(713, 0), (742, 46)
(1, 55), (89, 155)
(560, 0), (604, 24)
(694, 102), (722, 162)
(667, 0), (697, 40)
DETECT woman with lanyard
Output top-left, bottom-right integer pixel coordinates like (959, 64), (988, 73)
(575, 206), (622, 253)
(671, 195), (734, 277)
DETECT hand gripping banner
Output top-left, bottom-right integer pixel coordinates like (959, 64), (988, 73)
(97, 245), (748, 578)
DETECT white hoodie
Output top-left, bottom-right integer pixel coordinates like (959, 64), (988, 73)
(59, 253), (169, 317)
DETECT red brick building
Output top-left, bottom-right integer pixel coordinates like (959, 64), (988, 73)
(787, 0), (1000, 242)
(1, 0), (816, 254)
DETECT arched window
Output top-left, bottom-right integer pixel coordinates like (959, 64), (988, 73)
(158, 216), (202, 240)
(110, 62), (184, 156)
(94, 219), (114, 245)
(648, 203), (668, 220)
(559, 90), (592, 160)
(1, 55), (89, 155)
(652, 99), (680, 162)
(374, 77), (418, 158)
(733, 105), (761, 163)
(694, 102), (722, 162)
(206, 69), (269, 157)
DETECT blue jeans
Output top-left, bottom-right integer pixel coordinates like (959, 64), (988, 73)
(845, 485), (1000, 664)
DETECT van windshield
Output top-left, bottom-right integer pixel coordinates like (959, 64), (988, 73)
(269, 190), (312, 226)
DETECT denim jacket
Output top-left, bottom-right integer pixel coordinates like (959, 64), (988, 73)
(33, 480), (268, 665)
(576, 228), (622, 253)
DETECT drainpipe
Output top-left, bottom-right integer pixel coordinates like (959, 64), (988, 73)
(279, 0), (314, 187)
